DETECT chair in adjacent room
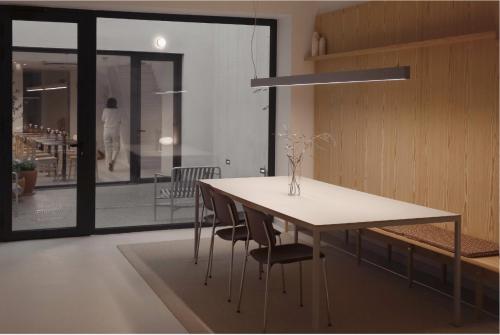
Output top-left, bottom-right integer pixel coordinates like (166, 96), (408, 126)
(236, 205), (332, 331)
(154, 166), (221, 222)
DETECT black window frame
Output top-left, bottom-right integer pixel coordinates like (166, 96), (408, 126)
(0, 4), (277, 241)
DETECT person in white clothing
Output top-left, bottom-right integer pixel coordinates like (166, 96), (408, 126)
(102, 97), (121, 171)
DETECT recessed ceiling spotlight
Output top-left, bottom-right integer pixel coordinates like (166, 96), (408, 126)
(154, 36), (167, 50)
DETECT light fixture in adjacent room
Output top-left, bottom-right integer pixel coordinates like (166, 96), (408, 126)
(26, 84), (67, 92)
(159, 136), (174, 145)
(154, 90), (187, 95)
(250, 66), (411, 88)
(154, 36), (167, 50)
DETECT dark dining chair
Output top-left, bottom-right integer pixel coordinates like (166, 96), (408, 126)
(236, 205), (332, 331)
(203, 188), (282, 303)
(195, 182), (245, 264)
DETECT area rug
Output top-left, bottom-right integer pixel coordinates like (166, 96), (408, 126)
(118, 234), (499, 333)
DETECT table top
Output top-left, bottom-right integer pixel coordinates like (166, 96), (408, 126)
(200, 176), (459, 231)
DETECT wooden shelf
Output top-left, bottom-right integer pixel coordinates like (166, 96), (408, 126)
(305, 31), (498, 62)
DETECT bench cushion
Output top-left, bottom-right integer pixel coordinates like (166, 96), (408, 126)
(382, 225), (499, 258)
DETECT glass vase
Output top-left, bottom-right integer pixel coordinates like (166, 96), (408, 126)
(287, 156), (301, 196)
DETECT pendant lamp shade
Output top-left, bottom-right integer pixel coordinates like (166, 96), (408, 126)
(250, 66), (410, 88)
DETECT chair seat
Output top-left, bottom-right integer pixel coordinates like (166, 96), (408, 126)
(216, 225), (249, 241)
(203, 211), (245, 225)
(216, 225), (281, 242)
(250, 243), (325, 265)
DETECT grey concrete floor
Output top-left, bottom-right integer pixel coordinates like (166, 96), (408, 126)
(0, 229), (205, 333)
(13, 183), (196, 231)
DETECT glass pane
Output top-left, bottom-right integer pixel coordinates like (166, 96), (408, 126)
(96, 55), (131, 182)
(140, 60), (174, 179)
(96, 18), (270, 228)
(12, 21), (77, 231)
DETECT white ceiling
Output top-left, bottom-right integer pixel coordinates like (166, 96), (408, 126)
(3, 1), (362, 18)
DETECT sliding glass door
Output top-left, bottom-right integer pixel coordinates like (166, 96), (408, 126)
(0, 5), (276, 240)
(137, 58), (180, 180)
(0, 8), (95, 240)
(95, 52), (182, 229)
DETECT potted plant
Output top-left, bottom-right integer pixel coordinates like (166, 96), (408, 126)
(13, 158), (37, 195)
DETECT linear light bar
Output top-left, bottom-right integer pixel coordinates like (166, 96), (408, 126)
(44, 86), (67, 91)
(26, 84), (68, 92)
(250, 66), (410, 88)
(154, 90), (187, 95)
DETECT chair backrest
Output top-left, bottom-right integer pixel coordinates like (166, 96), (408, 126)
(210, 189), (239, 227)
(243, 205), (276, 247)
(170, 166), (221, 198)
(199, 182), (214, 211)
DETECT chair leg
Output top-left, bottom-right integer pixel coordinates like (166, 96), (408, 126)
(170, 197), (174, 223)
(263, 262), (272, 332)
(228, 241), (236, 302)
(356, 229), (362, 265)
(298, 261), (303, 307)
(407, 245), (414, 288)
(280, 264), (286, 294)
(154, 176), (158, 221)
(322, 258), (333, 327)
(259, 243), (263, 280)
(194, 205), (205, 264)
(204, 218), (217, 285)
(236, 238), (250, 313)
(277, 235), (286, 294)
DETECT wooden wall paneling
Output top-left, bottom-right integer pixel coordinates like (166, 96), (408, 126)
(469, 1), (498, 33)
(338, 60), (358, 189)
(339, 3), (360, 53)
(329, 83), (343, 186)
(314, 1), (499, 242)
(413, 46), (429, 208)
(360, 55), (385, 195)
(379, 53), (399, 199)
(423, 45), (451, 214)
(392, 50), (418, 204)
(465, 40), (496, 240)
(445, 44), (468, 233)
(328, 11), (343, 54)
(394, 2), (421, 44)
(314, 84), (331, 182)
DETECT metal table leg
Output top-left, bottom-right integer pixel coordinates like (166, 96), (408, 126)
(453, 216), (462, 326)
(194, 183), (200, 260)
(312, 230), (321, 330)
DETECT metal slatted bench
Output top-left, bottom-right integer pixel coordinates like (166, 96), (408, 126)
(154, 166), (221, 222)
(352, 226), (499, 318)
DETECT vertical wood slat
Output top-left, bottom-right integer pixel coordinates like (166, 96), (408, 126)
(313, 1), (499, 243)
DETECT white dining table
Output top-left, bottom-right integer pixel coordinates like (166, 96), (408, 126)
(195, 176), (461, 330)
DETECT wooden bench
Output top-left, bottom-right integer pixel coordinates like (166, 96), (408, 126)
(351, 227), (499, 317)
(153, 166), (221, 222)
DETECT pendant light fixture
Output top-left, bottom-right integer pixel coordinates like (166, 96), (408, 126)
(248, 3), (410, 88)
(250, 66), (410, 88)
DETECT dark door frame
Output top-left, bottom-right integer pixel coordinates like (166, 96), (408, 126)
(0, 4), (277, 242)
(130, 52), (183, 183)
(0, 6), (96, 241)
(96, 50), (183, 183)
